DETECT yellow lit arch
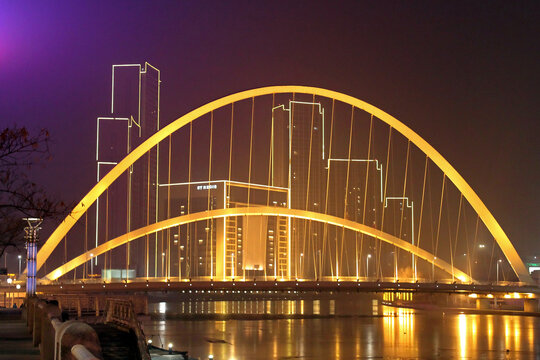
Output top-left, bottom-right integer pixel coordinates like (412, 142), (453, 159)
(36, 86), (533, 284)
(45, 206), (471, 282)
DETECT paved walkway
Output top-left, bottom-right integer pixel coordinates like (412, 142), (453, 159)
(0, 308), (40, 359)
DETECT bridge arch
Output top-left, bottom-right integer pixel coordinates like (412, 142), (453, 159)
(45, 207), (471, 282)
(36, 86), (532, 284)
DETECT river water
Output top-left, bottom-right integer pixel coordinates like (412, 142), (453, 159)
(141, 296), (540, 359)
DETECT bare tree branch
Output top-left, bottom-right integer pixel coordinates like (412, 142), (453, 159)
(0, 126), (70, 257)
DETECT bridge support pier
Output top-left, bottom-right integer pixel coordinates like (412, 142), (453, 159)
(476, 298), (491, 310)
(524, 298), (539, 313)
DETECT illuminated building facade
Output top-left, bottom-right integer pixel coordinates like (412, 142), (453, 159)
(96, 63), (160, 277)
(159, 181), (288, 279)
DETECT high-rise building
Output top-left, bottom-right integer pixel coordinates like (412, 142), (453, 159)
(272, 101), (325, 278)
(96, 62), (160, 277)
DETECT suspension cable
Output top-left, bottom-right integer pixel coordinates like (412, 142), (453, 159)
(378, 127), (392, 279)
(266, 94), (275, 280)
(396, 140), (411, 280)
(339, 105), (354, 278)
(84, 211), (88, 279)
(186, 122), (193, 278)
(106, 188), (110, 275)
(360, 115), (374, 278)
(471, 215), (480, 279)
(167, 135), (172, 279)
(146, 152), (150, 279)
(453, 193), (463, 264)
(303, 95), (316, 278)
(207, 112), (214, 278)
(323, 99), (335, 279)
(416, 155), (429, 280)
(434, 174), (446, 275)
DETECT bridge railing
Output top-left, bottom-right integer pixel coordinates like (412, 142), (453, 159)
(105, 299), (151, 360)
(37, 276), (528, 288)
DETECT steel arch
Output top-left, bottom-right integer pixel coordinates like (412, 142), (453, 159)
(35, 86), (532, 284)
(45, 206), (471, 282)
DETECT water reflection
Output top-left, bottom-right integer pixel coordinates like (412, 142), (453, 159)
(149, 296), (378, 317)
(143, 297), (540, 359)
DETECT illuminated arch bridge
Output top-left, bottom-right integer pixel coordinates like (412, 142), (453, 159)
(35, 86), (533, 285)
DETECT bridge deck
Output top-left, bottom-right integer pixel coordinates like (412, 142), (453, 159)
(35, 280), (540, 296)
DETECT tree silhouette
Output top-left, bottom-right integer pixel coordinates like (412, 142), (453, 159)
(0, 127), (69, 258)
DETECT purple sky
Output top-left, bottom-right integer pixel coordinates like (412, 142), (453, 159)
(1, 1), (539, 256)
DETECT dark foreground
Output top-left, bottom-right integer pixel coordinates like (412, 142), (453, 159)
(0, 309), (40, 360)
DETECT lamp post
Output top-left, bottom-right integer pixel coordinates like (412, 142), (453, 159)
(496, 259), (502, 284)
(179, 245), (183, 280)
(366, 254), (371, 280)
(23, 218), (42, 297)
(90, 253), (94, 276)
(18, 255), (22, 277)
(432, 256), (437, 282)
(299, 253), (303, 279)
(231, 252), (235, 279)
(162, 252), (166, 278)
(318, 250), (321, 279)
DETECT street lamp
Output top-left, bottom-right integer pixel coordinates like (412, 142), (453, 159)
(90, 253), (94, 276)
(231, 252), (235, 279)
(432, 256), (437, 282)
(18, 255), (22, 277)
(366, 254), (372, 280)
(162, 252), (166, 278)
(496, 259), (502, 284)
(300, 253), (303, 278)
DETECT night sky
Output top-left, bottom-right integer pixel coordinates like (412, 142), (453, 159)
(1, 1), (538, 256)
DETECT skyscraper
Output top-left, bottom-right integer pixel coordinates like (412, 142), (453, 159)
(96, 62), (160, 278)
(272, 101), (325, 278)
